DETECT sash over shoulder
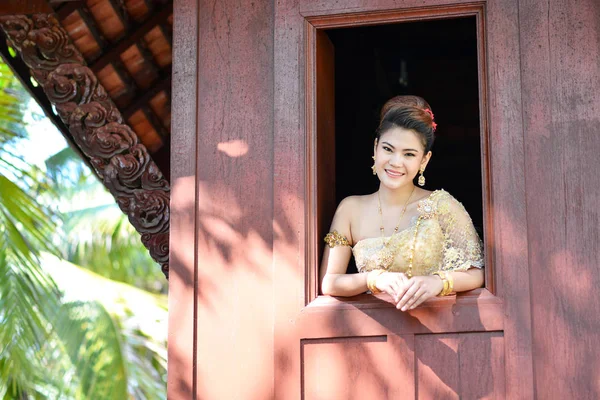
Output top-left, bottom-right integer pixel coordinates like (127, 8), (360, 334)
(352, 190), (484, 275)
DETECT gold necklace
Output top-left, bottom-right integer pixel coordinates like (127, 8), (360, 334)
(377, 185), (415, 243)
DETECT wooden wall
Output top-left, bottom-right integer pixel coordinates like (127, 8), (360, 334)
(169, 0), (600, 398)
(169, 0), (274, 398)
(519, 0), (600, 398)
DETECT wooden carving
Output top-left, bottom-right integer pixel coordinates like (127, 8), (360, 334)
(0, 14), (171, 277)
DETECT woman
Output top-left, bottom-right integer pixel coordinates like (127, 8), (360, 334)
(320, 95), (484, 311)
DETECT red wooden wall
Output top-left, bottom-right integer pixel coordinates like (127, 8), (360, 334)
(168, 0), (600, 398)
(519, 1), (600, 398)
(169, 0), (275, 398)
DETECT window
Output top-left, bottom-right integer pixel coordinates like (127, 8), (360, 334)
(307, 8), (490, 301)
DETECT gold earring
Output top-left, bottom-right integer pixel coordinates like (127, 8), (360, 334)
(418, 168), (426, 186)
(371, 156), (377, 175)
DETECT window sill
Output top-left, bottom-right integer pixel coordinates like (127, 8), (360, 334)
(305, 288), (499, 312)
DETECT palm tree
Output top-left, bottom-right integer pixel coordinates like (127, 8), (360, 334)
(0, 56), (166, 399)
(0, 56), (64, 399)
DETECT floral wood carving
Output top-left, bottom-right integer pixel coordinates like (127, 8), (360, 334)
(0, 14), (170, 277)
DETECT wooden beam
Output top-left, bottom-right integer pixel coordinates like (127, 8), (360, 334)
(0, 0), (52, 15)
(90, 3), (172, 73)
(122, 66), (172, 120)
(0, 31), (98, 178)
(55, 1), (82, 20)
(143, 105), (169, 139)
(110, 59), (138, 108)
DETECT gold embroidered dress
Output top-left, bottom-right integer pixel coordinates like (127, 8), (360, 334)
(352, 190), (484, 275)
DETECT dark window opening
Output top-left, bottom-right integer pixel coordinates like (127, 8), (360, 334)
(321, 17), (483, 274)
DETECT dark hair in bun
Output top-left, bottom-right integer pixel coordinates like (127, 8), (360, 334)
(376, 95), (436, 153)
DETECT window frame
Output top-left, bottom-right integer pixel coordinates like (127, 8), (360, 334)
(304, 3), (495, 306)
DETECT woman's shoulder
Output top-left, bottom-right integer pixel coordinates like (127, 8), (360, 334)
(337, 193), (373, 212)
(425, 188), (459, 203)
(426, 189), (470, 216)
(340, 193), (375, 205)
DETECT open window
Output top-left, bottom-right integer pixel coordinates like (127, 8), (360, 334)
(308, 9), (490, 300)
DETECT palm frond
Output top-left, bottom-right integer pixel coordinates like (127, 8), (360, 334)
(42, 254), (168, 399)
(51, 301), (129, 400)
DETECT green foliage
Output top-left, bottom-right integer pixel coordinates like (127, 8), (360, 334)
(0, 56), (64, 400)
(0, 57), (167, 398)
(53, 301), (129, 399)
(43, 255), (168, 399)
(46, 145), (167, 293)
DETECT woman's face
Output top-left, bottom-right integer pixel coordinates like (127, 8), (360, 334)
(373, 127), (431, 190)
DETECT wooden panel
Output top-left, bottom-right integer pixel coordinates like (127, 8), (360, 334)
(273, 0), (307, 397)
(416, 332), (504, 399)
(458, 332), (505, 399)
(518, 0), (600, 398)
(298, 289), (503, 338)
(416, 334), (460, 399)
(302, 335), (414, 399)
(192, 0), (275, 398)
(484, 0), (535, 397)
(168, 0), (198, 397)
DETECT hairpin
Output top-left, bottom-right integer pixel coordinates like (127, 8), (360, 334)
(424, 108), (437, 132)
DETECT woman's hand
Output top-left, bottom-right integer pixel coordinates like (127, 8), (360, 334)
(374, 272), (409, 299)
(395, 275), (444, 311)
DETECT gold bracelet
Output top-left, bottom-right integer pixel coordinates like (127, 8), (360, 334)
(367, 270), (385, 294)
(445, 271), (454, 295)
(433, 271), (451, 296)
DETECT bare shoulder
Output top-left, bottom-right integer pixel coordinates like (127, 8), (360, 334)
(412, 188), (434, 203)
(337, 194), (373, 213)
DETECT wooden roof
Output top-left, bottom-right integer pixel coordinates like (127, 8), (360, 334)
(56, 0), (173, 176)
(1, 0), (173, 177)
(0, 0), (173, 276)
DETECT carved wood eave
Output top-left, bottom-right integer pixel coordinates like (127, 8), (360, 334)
(0, 13), (170, 278)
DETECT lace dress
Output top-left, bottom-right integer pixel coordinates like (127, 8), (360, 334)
(352, 190), (484, 276)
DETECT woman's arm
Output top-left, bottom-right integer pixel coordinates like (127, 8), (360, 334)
(448, 267), (484, 293)
(321, 251), (411, 298)
(320, 197), (372, 296)
(321, 263), (369, 297)
(320, 198), (411, 297)
(394, 267), (484, 311)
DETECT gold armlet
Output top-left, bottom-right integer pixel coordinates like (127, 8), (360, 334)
(433, 271), (454, 296)
(367, 270), (385, 294)
(324, 230), (350, 248)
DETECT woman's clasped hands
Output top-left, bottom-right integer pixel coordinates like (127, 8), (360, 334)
(374, 272), (444, 311)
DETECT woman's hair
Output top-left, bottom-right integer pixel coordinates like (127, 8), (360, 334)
(376, 95), (436, 152)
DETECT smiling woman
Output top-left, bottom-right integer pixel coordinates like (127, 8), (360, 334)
(319, 95), (484, 311)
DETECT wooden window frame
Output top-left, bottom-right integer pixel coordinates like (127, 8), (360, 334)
(304, 3), (495, 306)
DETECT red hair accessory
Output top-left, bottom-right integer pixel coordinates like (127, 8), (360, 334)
(424, 108), (437, 132)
